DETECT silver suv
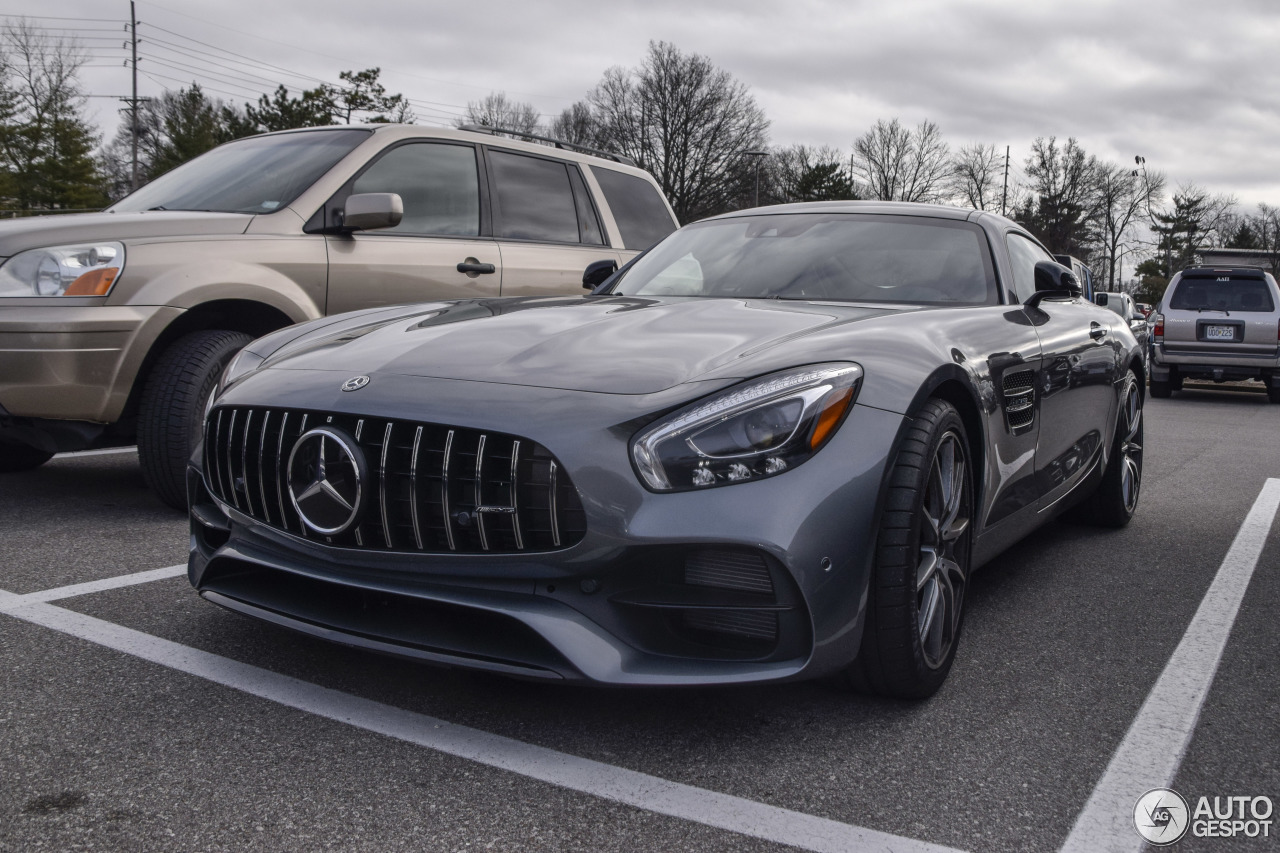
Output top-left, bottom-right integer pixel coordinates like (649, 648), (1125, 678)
(0, 125), (678, 505)
(1149, 266), (1280, 402)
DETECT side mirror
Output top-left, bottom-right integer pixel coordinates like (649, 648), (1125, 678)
(343, 193), (403, 231)
(1025, 260), (1082, 307)
(1094, 292), (1110, 307)
(582, 259), (618, 290)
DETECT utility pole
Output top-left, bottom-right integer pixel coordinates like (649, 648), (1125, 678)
(1001, 145), (1010, 216)
(121, 1), (141, 191)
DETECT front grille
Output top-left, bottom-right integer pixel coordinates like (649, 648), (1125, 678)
(203, 406), (585, 554)
(1002, 369), (1035, 431)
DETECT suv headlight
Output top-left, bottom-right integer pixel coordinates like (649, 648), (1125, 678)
(0, 242), (126, 297)
(632, 363), (862, 491)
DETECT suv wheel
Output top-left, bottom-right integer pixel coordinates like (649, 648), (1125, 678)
(138, 330), (251, 509)
(0, 442), (55, 473)
(1268, 385), (1280, 404)
(846, 399), (972, 699)
(1149, 377), (1172, 398)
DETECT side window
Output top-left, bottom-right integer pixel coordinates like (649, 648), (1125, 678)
(352, 143), (479, 236)
(567, 166), (606, 246)
(590, 167), (678, 250)
(1005, 232), (1054, 303)
(488, 150), (579, 243)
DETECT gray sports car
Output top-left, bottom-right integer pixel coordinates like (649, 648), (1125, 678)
(188, 201), (1145, 698)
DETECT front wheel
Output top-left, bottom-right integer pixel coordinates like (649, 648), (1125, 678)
(848, 399), (973, 699)
(138, 330), (251, 509)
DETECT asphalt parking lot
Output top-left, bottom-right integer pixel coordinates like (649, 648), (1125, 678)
(2, 384), (1278, 853)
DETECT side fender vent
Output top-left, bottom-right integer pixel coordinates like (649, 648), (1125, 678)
(1002, 369), (1036, 433)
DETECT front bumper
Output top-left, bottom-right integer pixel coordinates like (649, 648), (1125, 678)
(187, 369), (902, 686)
(0, 303), (179, 422)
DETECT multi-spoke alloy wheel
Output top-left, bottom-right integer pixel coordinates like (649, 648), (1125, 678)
(916, 431), (970, 670)
(850, 398), (973, 699)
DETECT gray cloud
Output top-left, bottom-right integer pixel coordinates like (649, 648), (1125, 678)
(45, 0), (1280, 208)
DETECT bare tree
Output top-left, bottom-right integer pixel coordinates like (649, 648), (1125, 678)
(549, 100), (597, 146)
(0, 20), (104, 210)
(1092, 161), (1165, 289)
(456, 91), (540, 136)
(589, 41), (769, 222)
(1016, 136), (1099, 257)
(950, 143), (1003, 211)
(766, 144), (853, 203)
(851, 118), (950, 203)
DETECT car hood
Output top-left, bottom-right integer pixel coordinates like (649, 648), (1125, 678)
(0, 211), (253, 256)
(259, 296), (913, 394)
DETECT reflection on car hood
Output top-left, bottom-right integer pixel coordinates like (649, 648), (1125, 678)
(0, 210), (253, 255)
(263, 296), (911, 394)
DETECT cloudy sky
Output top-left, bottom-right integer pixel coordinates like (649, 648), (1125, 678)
(30, 0), (1280, 208)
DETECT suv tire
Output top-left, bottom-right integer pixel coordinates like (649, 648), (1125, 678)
(139, 330), (251, 509)
(1268, 385), (1280, 404)
(1149, 377), (1172, 398)
(0, 442), (55, 473)
(847, 399), (972, 699)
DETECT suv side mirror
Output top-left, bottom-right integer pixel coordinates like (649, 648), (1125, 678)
(1093, 292), (1110, 307)
(582, 259), (618, 290)
(1025, 260), (1081, 307)
(343, 193), (403, 231)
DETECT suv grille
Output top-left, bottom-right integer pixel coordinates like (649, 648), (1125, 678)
(203, 406), (586, 553)
(1002, 369), (1036, 431)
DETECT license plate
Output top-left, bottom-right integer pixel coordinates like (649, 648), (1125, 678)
(1206, 325), (1235, 340)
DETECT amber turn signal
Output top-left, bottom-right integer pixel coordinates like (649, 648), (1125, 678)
(63, 267), (119, 296)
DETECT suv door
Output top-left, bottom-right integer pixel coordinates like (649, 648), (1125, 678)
(325, 141), (501, 313)
(1007, 232), (1118, 500)
(484, 148), (622, 297)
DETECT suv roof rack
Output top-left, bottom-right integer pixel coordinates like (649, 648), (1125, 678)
(1182, 265), (1267, 277)
(459, 124), (637, 167)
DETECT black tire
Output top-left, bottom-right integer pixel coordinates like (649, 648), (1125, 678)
(1074, 370), (1143, 528)
(0, 443), (55, 473)
(138, 330), (251, 509)
(848, 399), (973, 700)
(1268, 385), (1280, 404)
(1149, 377), (1172, 398)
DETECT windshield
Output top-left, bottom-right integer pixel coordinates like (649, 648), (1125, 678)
(1170, 276), (1276, 312)
(110, 129), (371, 215)
(610, 213), (997, 305)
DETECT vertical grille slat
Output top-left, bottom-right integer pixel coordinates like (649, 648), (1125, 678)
(409, 425), (424, 550)
(204, 406), (584, 554)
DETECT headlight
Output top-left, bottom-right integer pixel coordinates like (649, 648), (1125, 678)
(204, 347), (263, 418)
(632, 363), (862, 491)
(0, 242), (126, 297)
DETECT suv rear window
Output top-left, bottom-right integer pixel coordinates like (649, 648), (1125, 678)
(591, 167), (677, 250)
(1170, 277), (1275, 312)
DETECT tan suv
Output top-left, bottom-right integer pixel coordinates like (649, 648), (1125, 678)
(0, 125), (678, 505)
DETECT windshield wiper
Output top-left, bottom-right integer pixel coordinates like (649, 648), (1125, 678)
(146, 205), (167, 211)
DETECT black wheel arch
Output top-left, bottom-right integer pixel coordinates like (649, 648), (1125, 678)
(117, 299), (298, 436)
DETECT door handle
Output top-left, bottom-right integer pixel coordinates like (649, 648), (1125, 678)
(457, 259), (496, 275)
(1089, 323), (1108, 340)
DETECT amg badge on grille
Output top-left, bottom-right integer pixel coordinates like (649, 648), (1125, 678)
(286, 427), (366, 535)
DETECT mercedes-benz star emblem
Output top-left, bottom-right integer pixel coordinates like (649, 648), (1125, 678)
(287, 427), (366, 535)
(341, 375), (370, 392)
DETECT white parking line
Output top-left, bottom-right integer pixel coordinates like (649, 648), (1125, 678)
(55, 446), (137, 458)
(0, 584), (965, 853)
(1060, 477), (1280, 853)
(0, 565), (186, 612)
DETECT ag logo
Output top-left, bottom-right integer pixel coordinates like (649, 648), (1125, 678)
(1134, 788), (1190, 846)
(341, 375), (370, 392)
